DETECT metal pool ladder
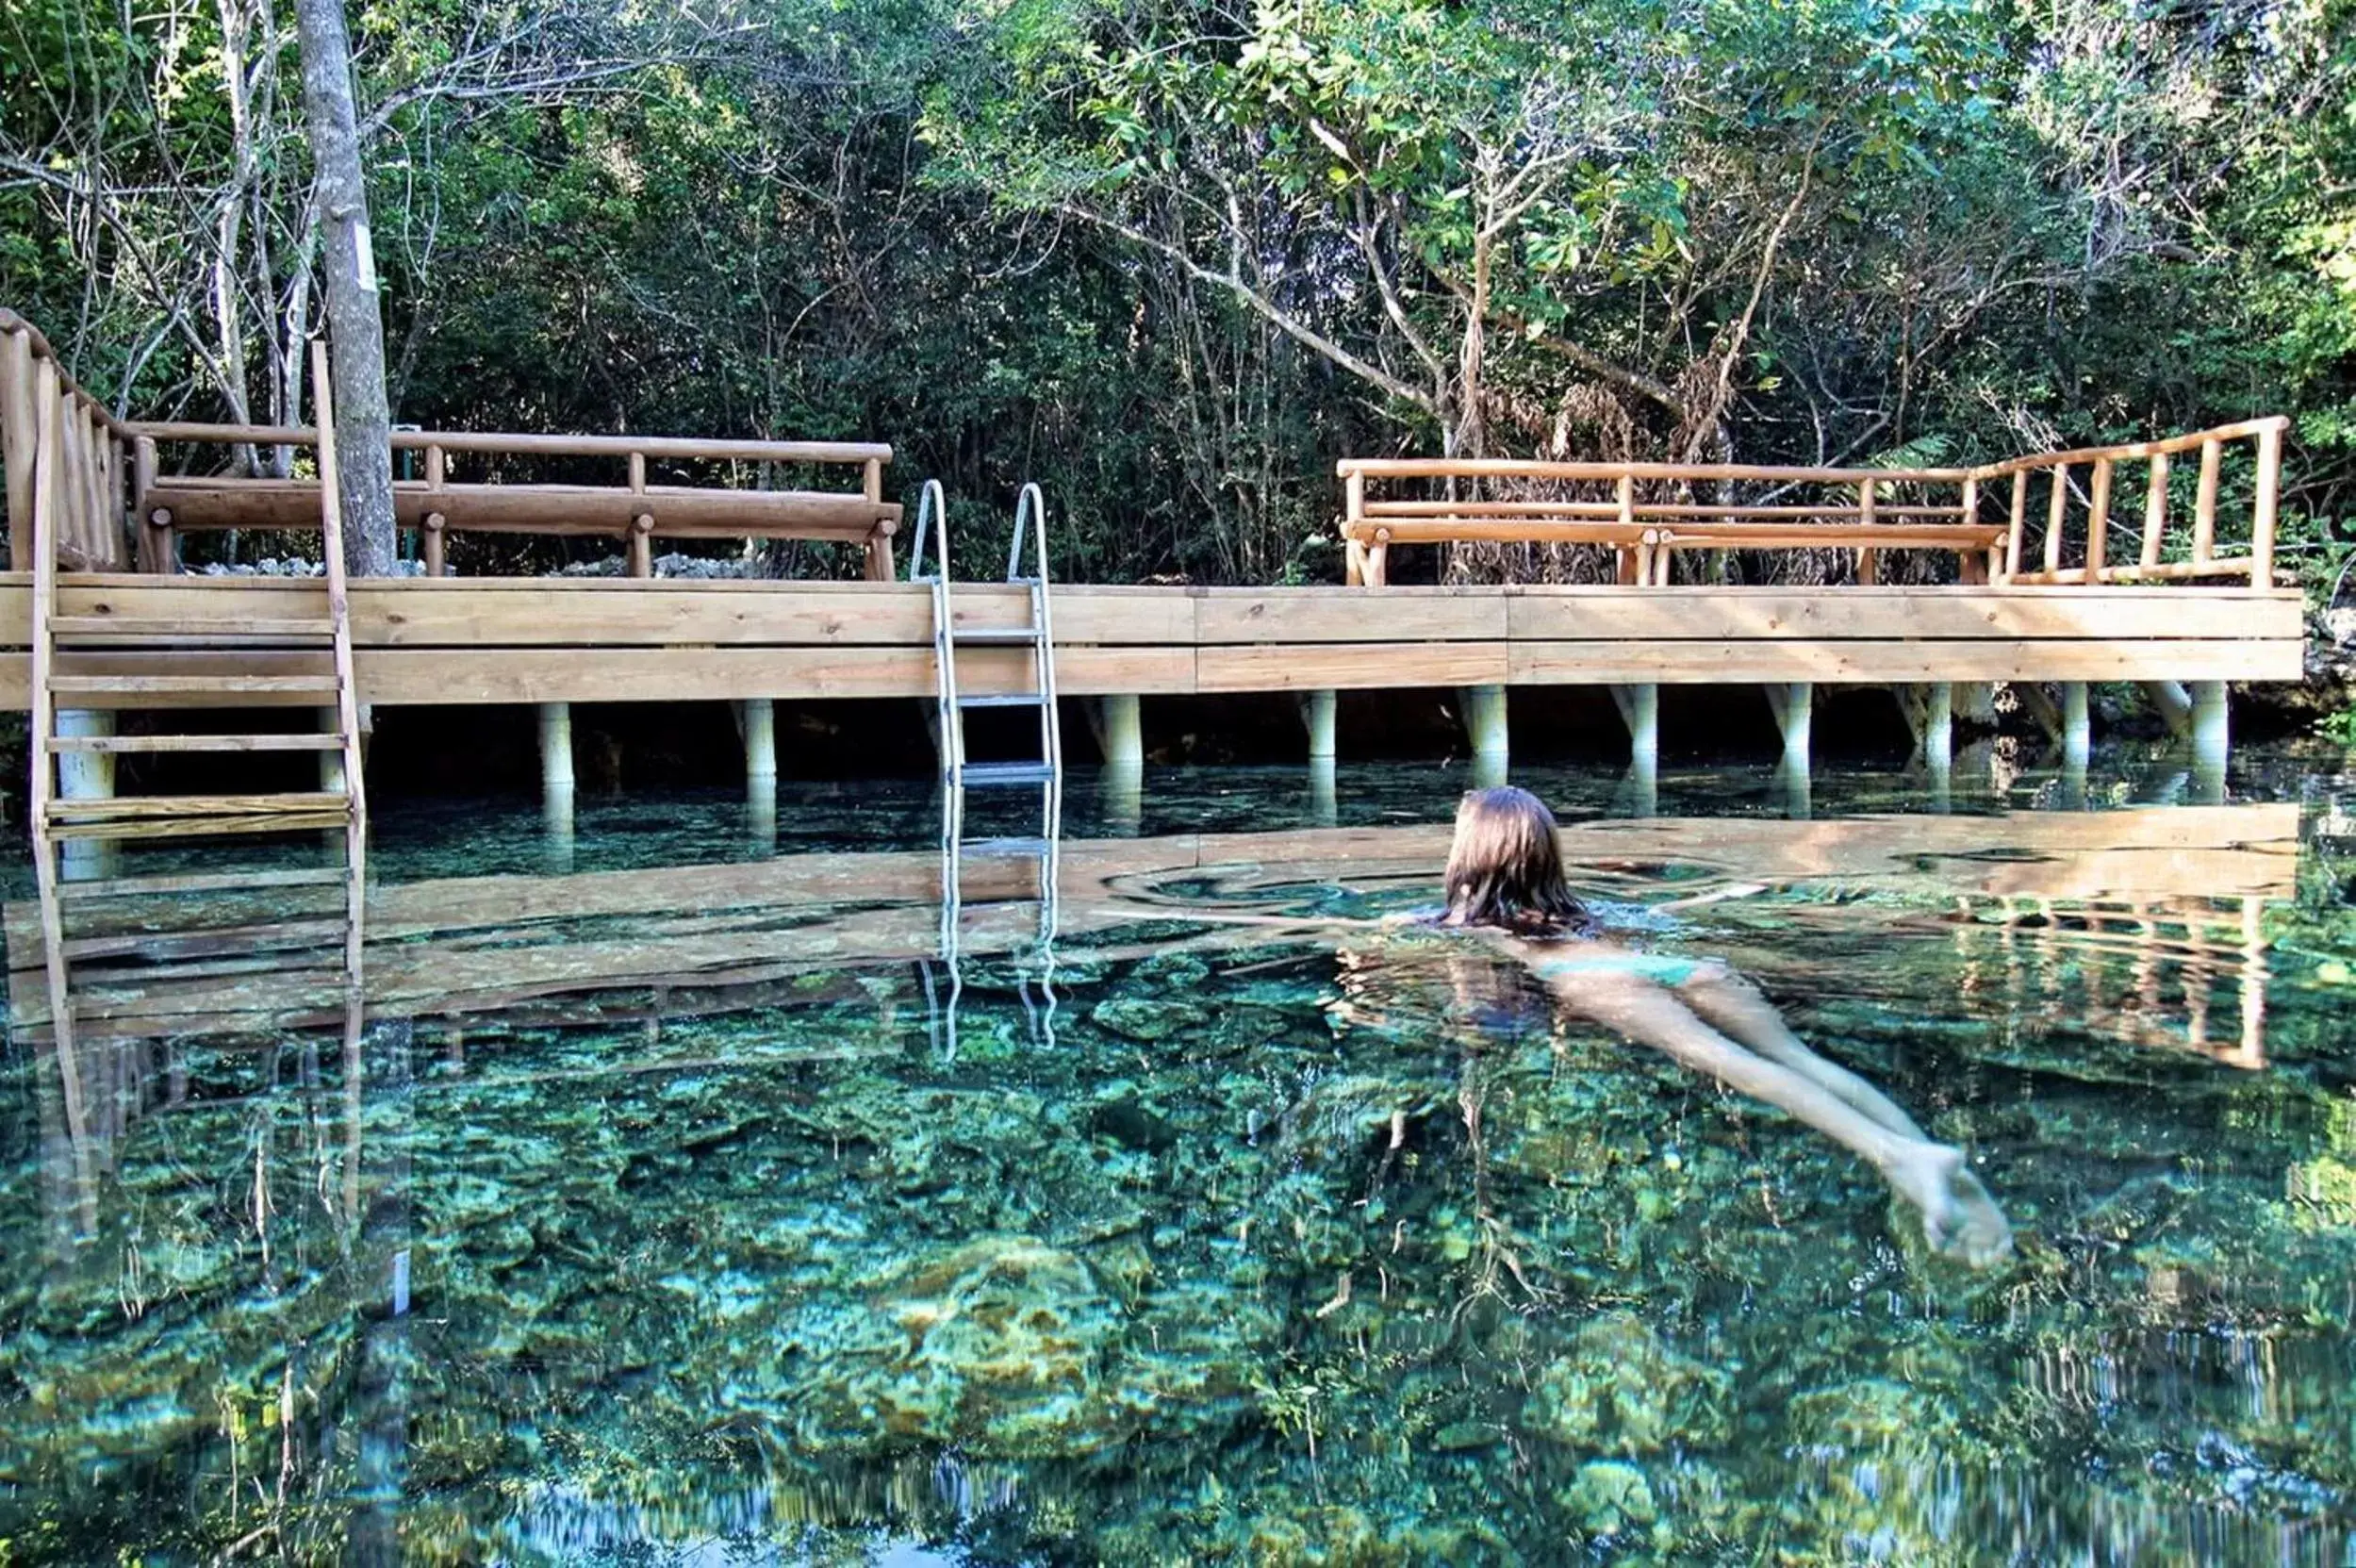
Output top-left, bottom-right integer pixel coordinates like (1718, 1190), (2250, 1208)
(910, 481), (1063, 1055)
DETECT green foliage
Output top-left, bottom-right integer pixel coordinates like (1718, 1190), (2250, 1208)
(0, 0), (2348, 581)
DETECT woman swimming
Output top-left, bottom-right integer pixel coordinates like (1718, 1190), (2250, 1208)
(1437, 785), (2012, 1267)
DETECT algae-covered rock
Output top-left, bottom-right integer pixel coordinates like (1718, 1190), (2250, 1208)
(1091, 997), (1210, 1042)
(1557, 1459), (1657, 1536)
(1522, 1311), (1732, 1456)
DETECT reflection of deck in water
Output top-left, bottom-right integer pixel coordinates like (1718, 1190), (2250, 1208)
(6, 804), (2297, 1049)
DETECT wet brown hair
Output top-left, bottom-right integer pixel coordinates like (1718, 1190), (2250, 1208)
(1441, 786), (1593, 934)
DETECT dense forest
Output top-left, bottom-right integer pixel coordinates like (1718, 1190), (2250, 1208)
(3, 0), (2351, 586)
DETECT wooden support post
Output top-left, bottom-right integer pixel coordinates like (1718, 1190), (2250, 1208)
(2141, 679), (2194, 739)
(2189, 680), (2229, 775)
(1300, 688), (1337, 761)
(1458, 685), (1508, 784)
(538, 701), (575, 793)
(740, 696), (777, 850)
(1344, 536), (1367, 587)
(627, 514), (654, 578)
(2250, 422), (2281, 589)
(2084, 457), (2113, 578)
(1764, 682), (1811, 770)
(1610, 683), (1658, 769)
(1, 324), (32, 569)
(55, 710), (119, 883)
(1309, 754), (1338, 827)
(1911, 681), (1953, 772)
(2141, 453), (2168, 569)
(865, 523), (897, 582)
(738, 697), (777, 783)
(422, 514), (446, 577)
(1092, 693), (1144, 770)
(2060, 681), (2091, 769)
(2193, 438), (2220, 567)
(320, 706), (348, 793)
(2003, 470), (2028, 579)
(1365, 530), (1390, 588)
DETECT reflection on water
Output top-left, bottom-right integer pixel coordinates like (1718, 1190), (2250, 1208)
(3, 757), (2354, 1562)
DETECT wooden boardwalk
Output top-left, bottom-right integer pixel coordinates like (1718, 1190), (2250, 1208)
(0, 574), (2304, 707)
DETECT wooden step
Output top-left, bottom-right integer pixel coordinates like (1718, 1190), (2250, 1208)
(49, 674), (342, 696)
(55, 866), (351, 900)
(48, 732), (344, 753)
(44, 811), (354, 842)
(45, 792), (352, 823)
(51, 616), (338, 641)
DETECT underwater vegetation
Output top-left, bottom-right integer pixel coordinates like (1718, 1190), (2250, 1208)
(2, 794), (2355, 1561)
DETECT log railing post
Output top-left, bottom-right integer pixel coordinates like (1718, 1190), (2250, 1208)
(1856, 476), (1879, 585)
(0, 323), (32, 569)
(2141, 452), (2168, 570)
(133, 435), (164, 571)
(2249, 421), (2281, 589)
(1344, 468), (1367, 586)
(423, 442), (447, 575)
(2044, 464), (2070, 575)
(2004, 469), (2028, 579)
(1616, 470), (1637, 585)
(2193, 438), (2220, 567)
(628, 513), (655, 577)
(2084, 456), (2113, 579)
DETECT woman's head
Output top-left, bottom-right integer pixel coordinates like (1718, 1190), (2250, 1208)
(1442, 786), (1591, 934)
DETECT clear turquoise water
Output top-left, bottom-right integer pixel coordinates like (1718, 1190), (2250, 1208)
(3, 751), (2354, 1563)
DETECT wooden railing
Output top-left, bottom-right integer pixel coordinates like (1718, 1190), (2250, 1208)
(1337, 417), (2289, 590)
(1991, 418), (2285, 588)
(127, 423), (901, 579)
(0, 310), (136, 571)
(0, 309), (899, 580)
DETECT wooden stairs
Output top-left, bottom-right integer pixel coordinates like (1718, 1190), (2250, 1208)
(21, 341), (367, 1090)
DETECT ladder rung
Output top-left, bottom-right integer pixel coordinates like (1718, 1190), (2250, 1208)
(963, 835), (1052, 857)
(45, 791), (353, 822)
(958, 762), (1057, 786)
(56, 867), (352, 900)
(44, 812), (353, 842)
(48, 733), (344, 753)
(951, 626), (1042, 644)
(959, 692), (1046, 708)
(51, 616), (337, 640)
(49, 675), (342, 696)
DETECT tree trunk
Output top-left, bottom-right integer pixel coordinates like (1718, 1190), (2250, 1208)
(293, 0), (396, 576)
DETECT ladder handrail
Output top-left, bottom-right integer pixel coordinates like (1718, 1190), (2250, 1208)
(910, 477), (951, 584)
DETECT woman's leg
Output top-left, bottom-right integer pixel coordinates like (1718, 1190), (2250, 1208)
(1560, 975), (2012, 1265)
(1670, 961), (1932, 1143)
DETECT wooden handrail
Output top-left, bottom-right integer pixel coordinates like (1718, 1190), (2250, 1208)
(130, 421), (892, 465)
(1966, 417), (2289, 481)
(1338, 456), (1973, 484)
(1339, 416), (2291, 589)
(0, 308), (134, 437)
(1, 311), (133, 571)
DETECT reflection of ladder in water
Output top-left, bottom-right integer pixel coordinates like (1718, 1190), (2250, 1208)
(909, 481), (1063, 1053)
(24, 340), (366, 1092)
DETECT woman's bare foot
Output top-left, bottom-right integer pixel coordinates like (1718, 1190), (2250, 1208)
(1893, 1143), (2014, 1267)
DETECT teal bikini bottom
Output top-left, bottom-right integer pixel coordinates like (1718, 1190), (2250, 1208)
(1530, 949), (1702, 989)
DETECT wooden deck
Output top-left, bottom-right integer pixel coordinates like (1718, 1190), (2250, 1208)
(0, 574), (2305, 707)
